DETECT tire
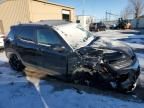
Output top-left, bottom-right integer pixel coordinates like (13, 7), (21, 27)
(72, 71), (91, 86)
(9, 54), (25, 71)
(119, 83), (137, 93)
(110, 81), (137, 93)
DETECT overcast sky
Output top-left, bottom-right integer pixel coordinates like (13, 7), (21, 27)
(49, 0), (128, 20)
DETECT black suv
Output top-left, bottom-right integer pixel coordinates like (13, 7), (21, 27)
(89, 22), (106, 32)
(4, 20), (140, 92)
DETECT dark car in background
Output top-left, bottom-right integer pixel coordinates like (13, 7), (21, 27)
(89, 22), (106, 32)
(4, 20), (140, 92)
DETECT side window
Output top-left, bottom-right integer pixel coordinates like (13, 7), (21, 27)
(37, 29), (61, 45)
(17, 27), (35, 41)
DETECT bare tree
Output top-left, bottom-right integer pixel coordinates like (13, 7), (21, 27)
(129, 0), (144, 18)
(121, 6), (132, 19)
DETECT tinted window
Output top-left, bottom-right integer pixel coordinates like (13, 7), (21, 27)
(37, 29), (61, 45)
(17, 27), (35, 41)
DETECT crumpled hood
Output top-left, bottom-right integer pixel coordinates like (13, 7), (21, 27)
(90, 38), (135, 58)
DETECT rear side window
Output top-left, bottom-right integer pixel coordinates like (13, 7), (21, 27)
(17, 27), (35, 41)
(37, 29), (61, 45)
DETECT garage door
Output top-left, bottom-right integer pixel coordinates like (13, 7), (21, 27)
(62, 10), (70, 21)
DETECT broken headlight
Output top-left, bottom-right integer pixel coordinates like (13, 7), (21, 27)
(103, 50), (133, 70)
(109, 54), (133, 69)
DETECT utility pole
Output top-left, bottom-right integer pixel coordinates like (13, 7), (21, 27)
(106, 11), (108, 21)
(82, 0), (85, 16)
(82, 0), (85, 28)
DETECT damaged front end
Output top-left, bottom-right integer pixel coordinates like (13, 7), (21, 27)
(70, 38), (140, 92)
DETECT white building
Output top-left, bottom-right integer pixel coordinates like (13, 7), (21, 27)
(76, 15), (96, 30)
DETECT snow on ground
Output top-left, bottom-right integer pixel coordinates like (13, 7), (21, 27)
(0, 30), (144, 108)
(1, 78), (144, 108)
(0, 51), (8, 65)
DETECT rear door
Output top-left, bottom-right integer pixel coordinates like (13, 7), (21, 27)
(36, 27), (69, 75)
(15, 26), (39, 65)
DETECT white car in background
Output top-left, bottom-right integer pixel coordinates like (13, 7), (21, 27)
(0, 34), (4, 48)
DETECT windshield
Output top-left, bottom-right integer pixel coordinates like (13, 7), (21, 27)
(53, 23), (95, 50)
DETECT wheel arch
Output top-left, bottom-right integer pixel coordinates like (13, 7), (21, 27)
(6, 48), (24, 64)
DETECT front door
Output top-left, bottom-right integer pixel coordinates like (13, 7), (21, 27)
(36, 28), (68, 75)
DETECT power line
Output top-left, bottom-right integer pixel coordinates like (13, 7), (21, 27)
(106, 11), (119, 21)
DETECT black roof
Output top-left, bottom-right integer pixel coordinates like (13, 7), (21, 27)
(16, 20), (71, 27)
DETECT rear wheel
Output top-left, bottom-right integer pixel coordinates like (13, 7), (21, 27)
(9, 54), (25, 71)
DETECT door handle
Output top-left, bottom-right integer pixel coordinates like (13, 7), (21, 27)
(36, 47), (40, 51)
(39, 48), (45, 52)
(36, 47), (44, 52)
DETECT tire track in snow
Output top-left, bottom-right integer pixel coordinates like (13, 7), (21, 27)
(26, 76), (49, 108)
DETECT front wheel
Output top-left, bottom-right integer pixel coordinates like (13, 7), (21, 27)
(9, 54), (25, 71)
(72, 70), (92, 86)
(110, 81), (137, 93)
